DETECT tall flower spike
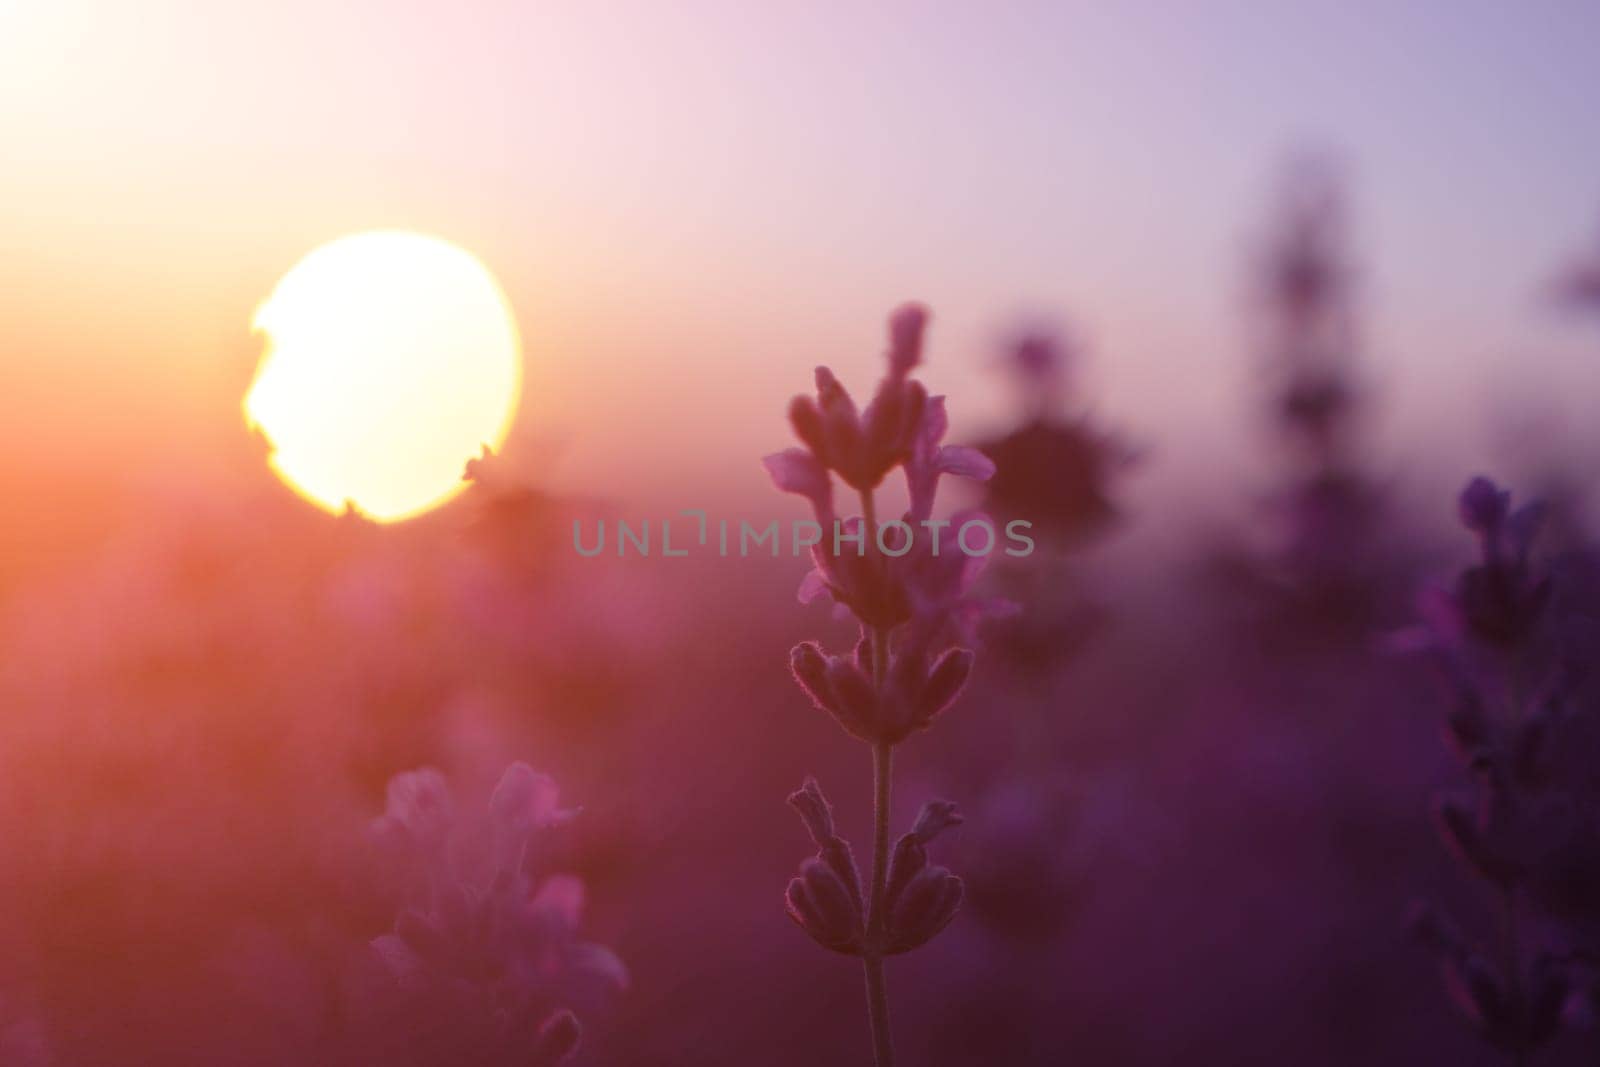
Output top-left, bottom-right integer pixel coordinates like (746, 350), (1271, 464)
(771, 304), (987, 1067)
(1409, 476), (1591, 1060)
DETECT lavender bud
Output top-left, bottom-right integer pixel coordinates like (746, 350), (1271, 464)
(815, 370), (865, 480)
(820, 836), (865, 906)
(1459, 477), (1509, 536)
(824, 656), (879, 740)
(885, 866), (963, 954)
(787, 778), (836, 845)
(853, 628), (875, 674)
(787, 858), (864, 954)
(814, 366), (848, 405)
(887, 303), (928, 376)
(914, 648), (975, 729)
(862, 382), (908, 467)
(1435, 796), (1514, 886)
(531, 1010), (582, 1066)
(889, 799), (960, 934)
(899, 381), (929, 454)
(788, 396), (828, 460)
(790, 643), (837, 714)
(910, 800), (964, 844)
(883, 834), (928, 912)
(489, 761), (559, 840)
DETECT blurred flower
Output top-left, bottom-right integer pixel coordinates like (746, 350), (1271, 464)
(976, 328), (1135, 548)
(1409, 476), (1598, 1060)
(357, 762), (622, 1067)
(1551, 221), (1600, 316)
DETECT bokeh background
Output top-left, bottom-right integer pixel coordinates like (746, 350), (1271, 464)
(3, 1), (1600, 1064)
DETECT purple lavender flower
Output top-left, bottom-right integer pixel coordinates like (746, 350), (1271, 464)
(785, 305), (930, 493)
(976, 328), (1133, 548)
(767, 304), (989, 1067)
(1409, 476), (1599, 1063)
(785, 778), (867, 954)
(1206, 158), (1423, 631)
(880, 801), (965, 955)
(359, 762), (623, 1067)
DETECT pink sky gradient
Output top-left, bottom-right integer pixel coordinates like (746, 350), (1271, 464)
(4, 0), (1600, 555)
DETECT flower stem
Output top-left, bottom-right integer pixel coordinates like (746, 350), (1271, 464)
(1503, 658), (1528, 1067)
(863, 740), (895, 1067)
(1503, 885), (1527, 1067)
(858, 486), (895, 1067)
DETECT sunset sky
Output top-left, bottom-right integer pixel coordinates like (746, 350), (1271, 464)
(4, 0), (1600, 552)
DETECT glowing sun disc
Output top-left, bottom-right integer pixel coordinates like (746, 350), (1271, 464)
(244, 231), (522, 522)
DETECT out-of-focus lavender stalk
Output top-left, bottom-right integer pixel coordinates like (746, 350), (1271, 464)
(1551, 219), (1600, 316)
(768, 305), (1002, 1065)
(1404, 477), (1597, 1063)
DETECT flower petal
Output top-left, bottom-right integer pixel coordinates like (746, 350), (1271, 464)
(762, 448), (830, 499)
(797, 568), (832, 605)
(937, 445), (995, 482)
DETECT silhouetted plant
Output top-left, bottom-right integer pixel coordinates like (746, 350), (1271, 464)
(977, 328), (1133, 549)
(766, 305), (999, 1066)
(1257, 161), (1384, 593)
(1212, 159), (1413, 631)
(1407, 477), (1600, 1063)
(974, 326), (1132, 676)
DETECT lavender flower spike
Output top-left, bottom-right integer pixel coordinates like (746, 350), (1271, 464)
(1409, 476), (1592, 1062)
(771, 305), (988, 1066)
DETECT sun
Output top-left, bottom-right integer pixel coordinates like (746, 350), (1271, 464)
(244, 231), (522, 522)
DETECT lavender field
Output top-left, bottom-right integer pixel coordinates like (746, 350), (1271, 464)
(5, 3), (1600, 1064)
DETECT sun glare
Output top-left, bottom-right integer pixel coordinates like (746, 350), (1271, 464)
(244, 231), (522, 522)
